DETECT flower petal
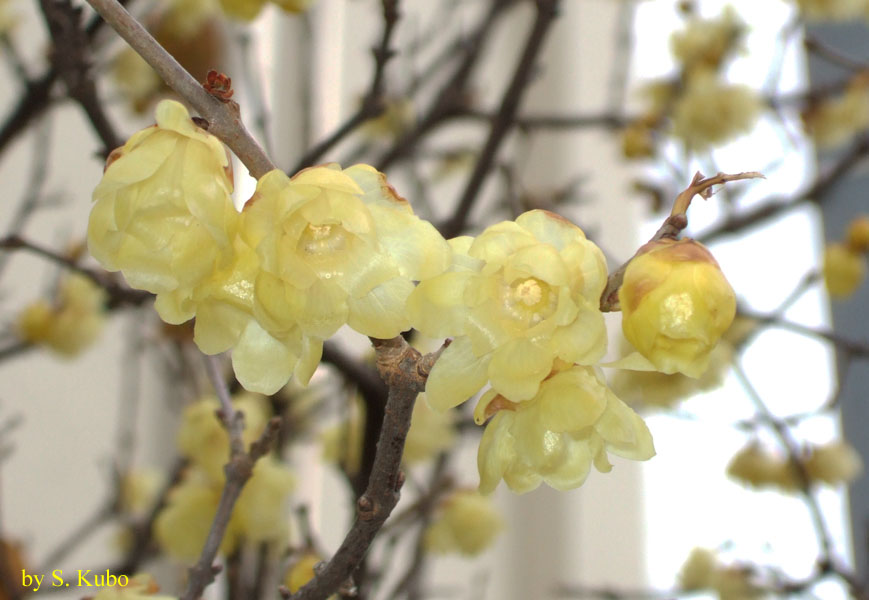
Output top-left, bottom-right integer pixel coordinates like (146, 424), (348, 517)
(425, 336), (489, 411)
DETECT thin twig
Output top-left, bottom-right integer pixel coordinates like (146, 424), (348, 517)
(84, 0), (275, 178)
(441, 0), (562, 238)
(291, 0), (401, 172)
(287, 336), (428, 600)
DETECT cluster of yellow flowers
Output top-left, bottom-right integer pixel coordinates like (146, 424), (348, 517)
(88, 101), (744, 495)
(726, 440), (863, 491)
(16, 273), (106, 356)
(154, 393), (295, 559)
(622, 8), (762, 156)
(679, 548), (763, 600)
(823, 214), (869, 298)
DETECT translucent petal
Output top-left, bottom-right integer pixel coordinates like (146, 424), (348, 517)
(425, 336), (489, 411)
(561, 240), (609, 302)
(405, 272), (474, 338)
(292, 164), (363, 195)
(488, 338), (552, 401)
(193, 300), (251, 354)
(367, 204), (451, 280)
(476, 412), (516, 494)
(515, 209), (586, 251)
(469, 221), (533, 266)
(536, 369), (607, 432)
(153, 289), (195, 324)
(550, 305), (607, 365)
(346, 277), (414, 338)
(596, 391), (656, 461)
(284, 278), (349, 338)
(543, 438), (593, 491)
(502, 244), (568, 286)
(294, 335), (323, 386)
(232, 321), (300, 395)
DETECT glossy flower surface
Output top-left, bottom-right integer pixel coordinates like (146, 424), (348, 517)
(239, 164), (450, 392)
(475, 365), (654, 494)
(88, 99), (237, 326)
(408, 210), (608, 410)
(619, 239), (736, 378)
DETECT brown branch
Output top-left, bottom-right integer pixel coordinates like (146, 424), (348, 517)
(699, 134), (869, 244)
(291, 0), (401, 172)
(738, 308), (869, 359)
(180, 355), (282, 600)
(37, 0), (122, 157)
(287, 336), (428, 600)
(374, 0), (518, 171)
(83, 0), (276, 178)
(599, 171), (764, 312)
(441, 0), (562, 238)
(0, 235), (152, 309)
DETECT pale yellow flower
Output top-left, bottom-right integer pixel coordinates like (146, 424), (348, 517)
(424, 490), (503, 555)
(88, 99), (237, 327)
(619, 239), (736, 378)
(233, 456), (295, 543)
(119, 468), (164, 515)
(824, 243), (866, 298)
(16, 273), (106, 357)
(672, 71), (761, 149)
(679, 547), (717, 591)
(154, 471), (237, 560)
(239, 164), (450, 393)
(805, 441), (863, 485)
(670, 7), (744, 74)
(177, 393), (272, 483)
(218, 0), (313, 21)
(804, 75), (869, 148)
(726, 443), (799, 491)
(90, 574), (175, 600)
(408, 210), (609, 410)
(475, 365), (654, 494)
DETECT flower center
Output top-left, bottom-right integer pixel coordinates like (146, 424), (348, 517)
(299, 223), (346, 256)
(514, 278), (543, 306)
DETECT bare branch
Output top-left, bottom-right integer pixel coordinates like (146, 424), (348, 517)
(83, 0), (276, 178)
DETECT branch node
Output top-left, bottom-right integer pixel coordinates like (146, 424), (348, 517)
(357, 495), (376, 520)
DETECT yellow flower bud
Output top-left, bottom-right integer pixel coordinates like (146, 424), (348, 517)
(154, 472), (239, 560)
(795, 0), (867, 21)
(805, 441), (863, 486)
(423, 490), (503, 556)
(476, 365), (654, 494)
(823, 243), (866, 298)
(803, 75), (869, 148)
(619, 239), (736, 378)
(846, 214), (869, 253)
(88, 99), (237, 326)
(16, 274), (106, 357)
(119, 468), (164, 515)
